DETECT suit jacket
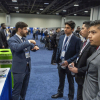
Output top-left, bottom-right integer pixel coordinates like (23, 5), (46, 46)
(0, 29), (8, 48)
(56, 34), (82, 64)
(75, 42), (97, 75)
(75, 42), (96, 85)
(7, 35), (34, 73)
(83, 49), (100, 100)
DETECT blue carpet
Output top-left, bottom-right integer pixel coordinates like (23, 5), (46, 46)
(25, 34), (77, 100)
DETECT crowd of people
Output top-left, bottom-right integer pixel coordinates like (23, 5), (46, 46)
(0, 20), (100, 100)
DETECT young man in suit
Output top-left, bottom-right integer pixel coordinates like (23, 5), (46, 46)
(8, 22), (39, 100)
(51, 21), (82, 100)
(68, 21), (97, 100)
(0, 23), (8, 48)
(82, 20), (100, 100)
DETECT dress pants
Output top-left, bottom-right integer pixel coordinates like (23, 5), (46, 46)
(51, 47), (57, 64)
(77, 84), (83, 100)
(12, 65), (30, 100)
(58, 64), (74, 99)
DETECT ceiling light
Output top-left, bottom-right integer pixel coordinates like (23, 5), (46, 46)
(84, 11), (88, 13)
(15, 7), (18, 9)
(56, 13), (59, 15)
(12, 0), (17, 2)
(63, 10), (66, 12)
(40, 8), (43, 10)
(44, 3), (49, 4)
(16, 11), (19, 13)
(74, 4), (79, 6)
(74, 14), (77, 16)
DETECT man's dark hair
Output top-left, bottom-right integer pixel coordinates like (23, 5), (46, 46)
(77, 26), (80, 28)
(65, 21), (76, 29)
(90, 20), (100, 30)
(15, 22), (28, 32)
(56, 28), (60, 31)
(83, 21), (91, 29)
(1, 23), (5, 27)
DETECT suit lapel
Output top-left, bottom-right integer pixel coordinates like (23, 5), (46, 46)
(79, 43), (90, 58)
(14, 35), (22, 43)
(60, 35), (65, 49)
(87, 50), (100, 66)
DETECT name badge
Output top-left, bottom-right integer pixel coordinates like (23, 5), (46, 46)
(25, 52), (30, 58)
(25, 48), (30, 58)
(61, 50), (65, 58)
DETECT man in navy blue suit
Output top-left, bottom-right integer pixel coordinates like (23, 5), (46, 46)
(51, 21), (82, 100)
(8, 22), (39, 100)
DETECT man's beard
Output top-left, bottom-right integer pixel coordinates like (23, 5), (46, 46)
(20, 31), (26, 37)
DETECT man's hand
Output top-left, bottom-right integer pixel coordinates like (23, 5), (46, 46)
(61, 61), (68, 67)
(68, 63), (78, 73)
(29, 40), (36, 45)
(31, 46), (39, 51)
(2, 46), (5, 48)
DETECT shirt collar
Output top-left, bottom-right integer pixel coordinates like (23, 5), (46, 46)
(65, 34), (71, 38)
(16, 33), (22, 40)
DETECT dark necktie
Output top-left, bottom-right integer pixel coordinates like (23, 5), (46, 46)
(21, 37), (25, 42)
(82, 40), (87, 49)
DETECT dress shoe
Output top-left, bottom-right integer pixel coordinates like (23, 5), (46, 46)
(51, 63), (56, 65)
(51, 93), (63, 98)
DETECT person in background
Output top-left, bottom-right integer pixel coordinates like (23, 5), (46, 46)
(33, 28), (36, 39)
(51, 21), (81, 100)
(0, 23), (8, 48)
(8, 21), (39, 100)
(41, 29), (43, 39)
(73, 26), (81, 38)
(51, 28), (60, 65)
(68, 21), (97, 100)
(44, 28), (48, 36)
(6, 28), (10, 40)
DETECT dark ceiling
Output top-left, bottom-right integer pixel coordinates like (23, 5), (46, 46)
(0, 0), (100, 17)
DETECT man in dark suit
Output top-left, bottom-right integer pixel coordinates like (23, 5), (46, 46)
(8, 22), (39, 100)
(68, 21), (97, 100)
(0, 23), (8, 48)
(83, 20), (100, 100)
(51, 21), (82, 100)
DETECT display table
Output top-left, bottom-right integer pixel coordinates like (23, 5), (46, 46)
(0, 68), (12, 100)
(0, 49), (13, 88)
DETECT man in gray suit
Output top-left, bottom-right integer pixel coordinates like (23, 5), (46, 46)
(8, 22), (39, 100)
(82, 20), (100, 100)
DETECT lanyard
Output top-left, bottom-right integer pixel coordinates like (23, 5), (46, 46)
(62, 34), (73, 50)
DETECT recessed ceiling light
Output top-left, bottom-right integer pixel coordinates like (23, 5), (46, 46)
(63, 10), (66, 12)
(15, 7), (18, 9)
(40, 8), (43, 10)
(12, 0), (17, 2)
(56, 13), (59, 15)
(16, 11), (19, 13)
(84, 11), (88, 13)
(74, 14), (77, 16)
(74, 4), (79, 6)
(44, 3), (49, 4)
